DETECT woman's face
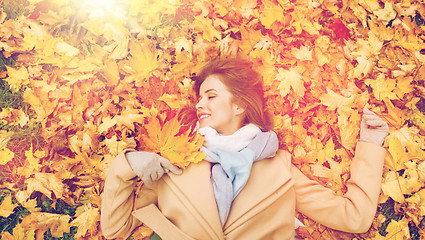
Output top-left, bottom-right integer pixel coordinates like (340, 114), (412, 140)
(196, 75), (244, 135)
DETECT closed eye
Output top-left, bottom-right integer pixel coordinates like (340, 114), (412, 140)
(208, 96), (216, 99)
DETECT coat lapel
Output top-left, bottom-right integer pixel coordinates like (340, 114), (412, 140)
(224, 150), (294, 232)
(163, 161), (224, 240)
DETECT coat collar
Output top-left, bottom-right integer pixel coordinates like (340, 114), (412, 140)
(164, 150), (293, 237)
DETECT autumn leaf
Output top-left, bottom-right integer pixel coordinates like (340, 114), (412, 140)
(260, 2), (284, 29)
(0, 195), (17, 218)
(21, 212), (71, 238)
(1, 223), (35, 240)
(137, 109), (205, 168)
(25, 173), (67, 199)
(276, 67), (306, 98)
(4, 66), (29, 91)
(328, 18), (351, 40)
(129, 40), (160, 80)
(70, 206), (100, 239)
(0, 147), (14, 165)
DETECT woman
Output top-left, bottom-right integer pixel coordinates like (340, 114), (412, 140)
(100, 58), (388, 240)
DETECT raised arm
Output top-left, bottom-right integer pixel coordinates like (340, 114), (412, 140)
(293, 108), (388, 232)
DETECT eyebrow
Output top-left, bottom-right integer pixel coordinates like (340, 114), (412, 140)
(201, 89), (217, 95)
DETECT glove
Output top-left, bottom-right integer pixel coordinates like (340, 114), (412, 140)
(359, 107), (389, 146)
(126, 151), (182, 188)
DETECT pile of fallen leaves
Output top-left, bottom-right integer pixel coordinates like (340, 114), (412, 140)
(0, 0), (424, 239)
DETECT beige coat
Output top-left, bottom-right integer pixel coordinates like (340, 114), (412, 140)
(101, 142), (385, 239)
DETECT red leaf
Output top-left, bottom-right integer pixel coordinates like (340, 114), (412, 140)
(328, 18), (350, 40)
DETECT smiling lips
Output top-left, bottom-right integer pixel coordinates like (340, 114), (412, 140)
(198, 113), (211, 121)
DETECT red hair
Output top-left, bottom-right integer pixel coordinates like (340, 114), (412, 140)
(193, 57), (273, 131)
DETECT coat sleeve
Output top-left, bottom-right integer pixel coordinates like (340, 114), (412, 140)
(100, 150), (158, 239)
(292, 141), (386, 233)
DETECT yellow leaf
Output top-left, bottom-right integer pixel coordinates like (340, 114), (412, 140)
(97, 116), (118, 134)
(338, 109), (360, 150)
(71, 207), (100, 239)
(26, 145), (43, 172)
(5, 66), (29, 91)
(158, 93), (187, 109)
(21, 212), (71, 238)
(0, 147), (14, 165)
(140, 110), (205, 168)
(116, 108), (145, 131)
(292, 46), (313, 61)
(129, 40), (160, 79)
(381, 171), (405, 203)
(385, 218), (410, 239)
(276, 67), (305, 98)
(311, 159), (344, 191)
(103, 135), (136, 156)
(25, 173), (66, 199)
(175, 37), (193, 57)
(320, 88), (355, 110)
(260, 3), (284, 28)
(352, 56), (373, 79)
(394, 76), (414, 99)
(1, 223), (35, 240)
(15, 191), (40, 213)
(101, 59), (120, 86)
(365, 74), (398, 101)
(373, 2), (396, 22)
(317, 138), (335, 165)
(387, 136), (408, 171)
(56, 42), (79, 57)
(380, 98), (407, 129)
(0, 195), (17, 218)
(23, 88), (57, 121)
(194, 16), (221, 41)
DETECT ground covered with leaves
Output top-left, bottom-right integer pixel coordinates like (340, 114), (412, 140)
(0, 0), (425, 239)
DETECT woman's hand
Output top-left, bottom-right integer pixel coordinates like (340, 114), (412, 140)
(359, 107), (389, 146)
(126, 151), (182, 187)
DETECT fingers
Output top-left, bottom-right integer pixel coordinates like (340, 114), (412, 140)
(143, 177), (153, 188)
(158, 156), (183, 175)
(365, 119), (387, 128)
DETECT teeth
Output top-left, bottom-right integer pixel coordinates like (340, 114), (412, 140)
(199, 114), (210, 119)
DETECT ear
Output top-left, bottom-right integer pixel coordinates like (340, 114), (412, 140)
(233, 102), (246, 116)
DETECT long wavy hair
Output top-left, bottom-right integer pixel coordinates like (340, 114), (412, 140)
(191, 57), (273, 131)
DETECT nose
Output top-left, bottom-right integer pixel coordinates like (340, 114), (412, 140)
(195, 97), (204, 110)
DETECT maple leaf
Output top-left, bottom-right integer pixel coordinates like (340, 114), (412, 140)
(21, 212), (71, 238)
(276, 67), (306, 98)
(129, 40), (160, 80)
(351, 56), (373, 79)
(260, 2), (284, 29)
(0, 195), (17, 218)
(1, 223), (35, 240)
(381, 218), (410, 239)
(320, 88), (355, 111)
(386, 136), (409, 171)
(14, 190), (41, 213)
(328, 18), (351, 40)
(137, 109), (205, 168)
(25, 173), (67, 199)
(373, 2), (397, 22)
(70, 206), (100, 238)
(4, 66), (29, 91)
(365, 74), (398, 101)
(292, 46), (313, 61)
(0, 147), (14, 165)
